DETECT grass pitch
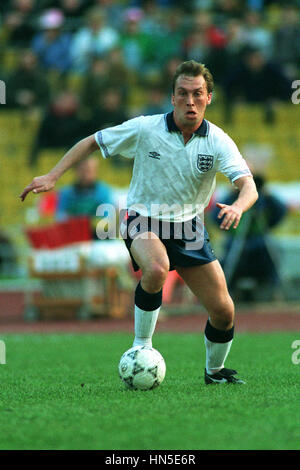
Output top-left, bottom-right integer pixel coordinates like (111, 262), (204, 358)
(0, 331), (299, 450)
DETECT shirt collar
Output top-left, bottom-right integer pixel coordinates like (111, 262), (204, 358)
(165, 111), (209, 137)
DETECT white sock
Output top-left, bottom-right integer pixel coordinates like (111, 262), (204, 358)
(133, 305), (160, 348)
(204, 336), (233, 375)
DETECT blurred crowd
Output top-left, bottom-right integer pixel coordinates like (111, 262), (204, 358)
(0, 0), (298, 162)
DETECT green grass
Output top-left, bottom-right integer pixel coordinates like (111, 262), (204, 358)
(0, 332), (299, 450)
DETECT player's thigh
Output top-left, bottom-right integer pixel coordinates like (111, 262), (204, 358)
(176, 260), (234, 319)
(130, 232), (170, 276)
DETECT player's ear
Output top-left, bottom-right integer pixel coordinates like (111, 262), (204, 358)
(171, 94), (175, 106)
(207, 93), (212, 105)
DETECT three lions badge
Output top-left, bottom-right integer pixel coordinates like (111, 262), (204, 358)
(197, 154), (214, 172)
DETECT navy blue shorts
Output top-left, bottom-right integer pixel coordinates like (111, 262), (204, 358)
(120, 210), (217, 272)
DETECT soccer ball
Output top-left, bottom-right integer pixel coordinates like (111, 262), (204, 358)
(118, 346), (166, 390)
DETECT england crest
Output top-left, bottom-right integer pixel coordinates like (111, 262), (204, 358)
(197, 154), (214, 172)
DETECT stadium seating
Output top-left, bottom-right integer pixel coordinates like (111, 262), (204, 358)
(205, 103), (300, 182)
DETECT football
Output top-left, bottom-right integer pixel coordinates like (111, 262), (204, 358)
(118, 346), (166, 390)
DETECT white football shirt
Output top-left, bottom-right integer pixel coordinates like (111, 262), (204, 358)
(95, 112), (252, 222)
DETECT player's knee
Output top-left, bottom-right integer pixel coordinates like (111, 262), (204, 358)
(210, 297), (235, 330)
(142, 261), (169, 292)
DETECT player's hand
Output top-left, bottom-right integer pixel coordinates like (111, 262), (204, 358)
(216, 202), (243, 230)
(19, 174), (56, 202)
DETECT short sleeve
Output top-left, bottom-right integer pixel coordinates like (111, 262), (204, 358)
(94, 116), (142, 159)
(215, 131), (252, 183)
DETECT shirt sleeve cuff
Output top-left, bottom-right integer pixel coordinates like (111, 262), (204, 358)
(94, 131), (110, 159)
(229, 169), (252, 183)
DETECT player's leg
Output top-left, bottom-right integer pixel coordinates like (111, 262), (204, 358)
(131, 233), (170, 294)
(176, 260), (244, 383)
(130, 233), (170, 347)
(177, 259), (234, 329)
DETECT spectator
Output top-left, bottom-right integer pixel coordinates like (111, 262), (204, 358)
(105, 46), (130, 100)
(29, 90), (87, 166)
(93, 0), (126, 30)
(223, 18), (248, 63)
(211, 0), (245, 22)
(87, 87), (132, 169)
(140, 82), (170, 116)
(183, 23), (210, 64)
(2, 0), (37, 47)
(183, 11), (227, 82)
(242, 9), (273, 59)
(273, 4), (300, 79)
(71, 6), (119, 73)
(0, 230), (17, 276)
(154, 7), (186, 66)
(78, 48), (130, 122)
(139, 0), (164, 36)
(119, 7), (157, 76)
(158, 56), (184, 94)
(88, 87), (128, 133)
(80, 55), (110, 117)
(31, 8), (72, 74)
(55, 155), (115, 239)
(187, 10), (227, 51)
(223, 46), (292, 123)
(40, 0), (89, 32)
(211, 173), (288, 301)
(124, 1), (179, 74)
(6, 49), (50, 111)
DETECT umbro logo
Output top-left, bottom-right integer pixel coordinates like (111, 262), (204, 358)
(148, 151), (161, 160)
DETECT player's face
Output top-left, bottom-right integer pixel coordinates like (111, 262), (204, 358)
(172, 74), (212, 130)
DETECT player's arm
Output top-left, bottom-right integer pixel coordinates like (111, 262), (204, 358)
(216, 175), (258, 230)
(19, 135), (99, 201)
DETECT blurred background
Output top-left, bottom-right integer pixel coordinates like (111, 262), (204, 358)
(0, 0), (300, 323)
